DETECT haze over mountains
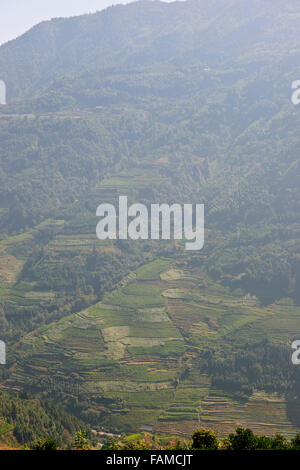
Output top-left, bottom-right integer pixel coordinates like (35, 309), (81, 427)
(0, 0), (300, 444)
(1, 0), (300, 100)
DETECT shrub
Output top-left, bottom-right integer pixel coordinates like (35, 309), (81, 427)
(191, 429), (218, 450)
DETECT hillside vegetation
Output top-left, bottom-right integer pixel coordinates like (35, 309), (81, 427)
(0, 0), (299, 437)
(0, 390), (83, 448)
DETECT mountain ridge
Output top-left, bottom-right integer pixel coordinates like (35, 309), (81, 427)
(1, 0), (300, 100)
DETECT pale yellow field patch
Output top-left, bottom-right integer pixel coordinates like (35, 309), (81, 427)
(160, 269), (185, 281)
(102, 326), (130, 342)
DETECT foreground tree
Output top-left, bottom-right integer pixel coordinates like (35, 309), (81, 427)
(224, 428), (258, 450)
(191, 429), (218, 450)
(290, 432), (300, 450)
(33, 437), (59, 451)
(73, 429), (90, 450)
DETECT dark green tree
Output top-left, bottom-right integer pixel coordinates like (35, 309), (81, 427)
(191, 429), (218, 450)
(226, 428), (258, 451)
(33, 437), (59, 450)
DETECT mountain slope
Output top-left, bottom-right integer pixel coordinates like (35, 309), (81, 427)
(1, 0), (300, 100)
(0, 0), (299, 436)
(0, 390), (83, 448)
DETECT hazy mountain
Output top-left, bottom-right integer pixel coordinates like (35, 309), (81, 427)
(1, 0), (300, 100)
(0, 0), (300, 437)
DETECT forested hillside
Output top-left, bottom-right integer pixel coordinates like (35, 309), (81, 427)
(1, 0), (300, 101)
(0, 0), (299, 437)
(0, 390), (83, 448)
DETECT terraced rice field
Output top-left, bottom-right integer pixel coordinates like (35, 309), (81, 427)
(2, 172), (300, 436)
(5, 249), (300, 435)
